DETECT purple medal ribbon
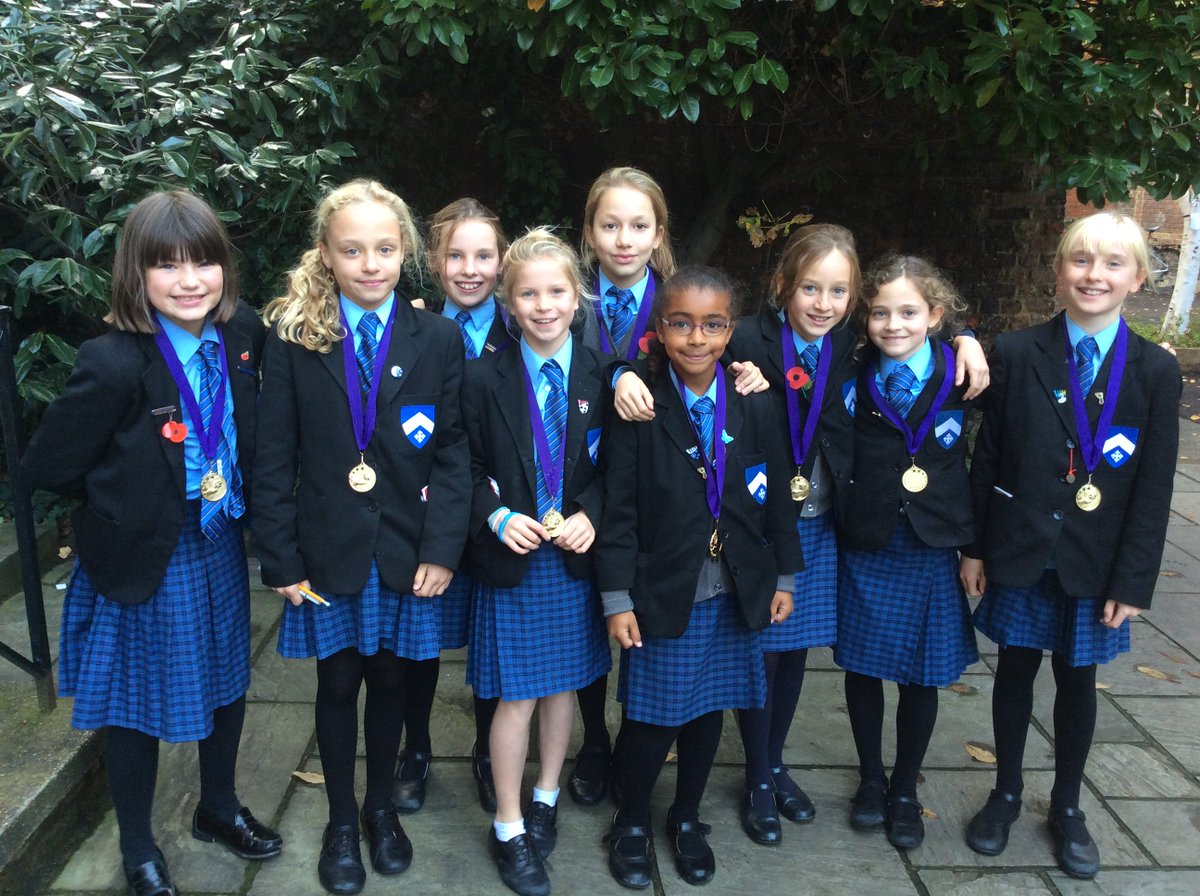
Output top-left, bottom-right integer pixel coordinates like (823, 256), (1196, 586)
(153, 324), (227, 464)
(339, 302), (398, 453)
(675, 366), (728, 522)
(1064, 318), (1127, 475)
(591, 271), (656, 360)
(865, 342), (956, 456)
(521, 363), (565, 512)
(780, 325), (832, 470)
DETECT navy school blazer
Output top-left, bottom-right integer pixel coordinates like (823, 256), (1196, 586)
(964, 313), (1180, 609)
(22, 300), (265, 604)
(252, 297), (470, 595)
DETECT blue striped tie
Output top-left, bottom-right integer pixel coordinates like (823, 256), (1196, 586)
(198, 340), (243, 541)
(455, 309), (478, 360)
(356, 312), (380, 395)
(536, 359), (567, 517)
(799, 342), (820, 375)
(606, 286), (636, 349)
(691, 396), (715, 461)
(1076, 336), (1098, 398)
(885, 364), (917, 420)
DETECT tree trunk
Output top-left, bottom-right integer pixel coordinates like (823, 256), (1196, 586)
(1162, 189), (1199, 336)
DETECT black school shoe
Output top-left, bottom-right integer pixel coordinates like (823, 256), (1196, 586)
(740, 783), (782, 845)
(125, 848), (177, 896)
(473, 744), (498, 813)
(771, 766), (816, 823)
(1048, 806), (1100, 879)
(849, 777), (888, 830)
(489, 829), (551, 896)
(567, 743), (611, 806)
(886, 795), (925, 850)
(192, 804), (283, 860)
(361, 806), (413, 875)
(526, 800), (558, 860)
(965, 790), (1022, 856)
(317, 824), (365, 895)
(603, 815), (652, 890)
(665, 808), (715, 886)
(391, 750), (431, 814)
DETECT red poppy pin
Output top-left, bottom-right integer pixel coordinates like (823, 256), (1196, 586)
(240, 351), (250, 361)
(638, 331), (657, 355)
(786, 366), (810, 390)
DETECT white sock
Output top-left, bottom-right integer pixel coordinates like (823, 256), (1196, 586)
(532, 787), (560, 808)
(493, 818), (526, 842)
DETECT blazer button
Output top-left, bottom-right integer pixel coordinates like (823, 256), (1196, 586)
(368, 501), (380, 512)
(1052, 510), (1063, 520)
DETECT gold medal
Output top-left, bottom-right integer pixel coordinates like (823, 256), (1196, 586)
(790, 473), (810, 502)
(541, 509), (565, 538)
(348, 461), (377, 493)
(200, 470), (227, 502)
(1075, 481), (1101, 511)
(708, 526), (722, 558)
(901, 463), (928, 493)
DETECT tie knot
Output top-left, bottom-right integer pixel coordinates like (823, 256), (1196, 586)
(455, 309), (472, 327)
(542, 358), (564, 390)
(606, 286), (636, 311)
(691, 396), (714, 420)
(198, 339), (219, 360)
(1077, 336), (1098, 363)
(799, 342), (820, 375)
(886, 364), (916, 394)
(359, 312), (380, 339)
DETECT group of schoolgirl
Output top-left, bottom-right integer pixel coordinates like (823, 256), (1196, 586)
(25, 155), (1178, 896)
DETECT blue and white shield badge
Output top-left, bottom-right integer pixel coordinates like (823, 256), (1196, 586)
(400, 405), (435, 448)
(934, 410), (963, 449)
(1103, 426), (1139, 468)
(842, 380), (857, 417)
(587, 427), (602, 465)
(745, 463), (768, 505)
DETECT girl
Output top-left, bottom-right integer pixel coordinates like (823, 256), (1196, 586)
(254, 179), (470, 896)
(461, 229), (611, 896)
(961, 213), (1179, 880)
(835, 255), (979, 851)
(596, 265), (802, 889)
(391, 198), (511, 816)
(23, 190), (280, 896)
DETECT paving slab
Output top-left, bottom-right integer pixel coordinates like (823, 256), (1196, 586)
(917, 870), (1055, 895)
(1084, 743), (1200, 798)
(1056, 869), (1200, 895)
(1093, 625), (1200, 697)
(1151, 544), (1200, 593)
(1115, 696), (1200, 777)
(1105, 798), (1200, 866)
(1139, 595), (1200, 661)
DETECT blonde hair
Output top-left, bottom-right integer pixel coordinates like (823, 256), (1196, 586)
(265, 179), (422, 352)
(580, 166), (677, 277)
(1056, 212), (1152, 287)
(770, 223), (862, 312)
(500, 228), (592, 327)
(426, 198), (509, 292)
(858, 254), (967, 341)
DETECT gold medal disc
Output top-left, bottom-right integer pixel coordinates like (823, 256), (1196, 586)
(348, 462), (377, 493)
(1075, 482), (1101, 511)
(708, 527), (722, 558)
(790, 474), (811, 502)
(541, 509), (565, 538)
(200, 470), (228, 502)
(901, 464), (929, 493)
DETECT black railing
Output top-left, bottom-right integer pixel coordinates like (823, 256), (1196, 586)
(0, 305), (56, 711)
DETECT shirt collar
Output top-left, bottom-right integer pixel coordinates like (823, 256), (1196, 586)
(520, 334), (574, 383)
(878, 337), (933, 384)
(155, 313), (218, 364)
(340, 293), (395, 334)
(598, 267), (651, 308)
(442, 295), (497, 331)
(668, 364), (718, 411)
(778, 309), (820, 354)
(1065, 315), (1120, 360)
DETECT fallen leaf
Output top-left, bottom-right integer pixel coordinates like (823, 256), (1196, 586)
(292, 771), (325, 785)
(921, 806), (939, 819)
(1095, 682), (1112, 690)
(1136, 664), (1182, 683)
(1160, 569), (1182, 577)
(1190, 671), (1200, 680)
(964, 741), (997, 764)
(947, 682), (978, 695)
(58, 546), (73, 559)
(1191, 414), (1200, 421)
(665, 751), (677, 763)
(1161, 652), (1189, 664)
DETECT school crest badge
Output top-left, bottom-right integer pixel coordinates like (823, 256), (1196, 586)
(587, 427), (602, 464)
(745, 463), (768, 504)
(935, 410), (963, 448)
(400, 405), (435, 448)
(842, 380), (857, 417)
(578, 399), (590, 415)
(1103, 426), (1139, 468)
(1053, 388), (1068, 404)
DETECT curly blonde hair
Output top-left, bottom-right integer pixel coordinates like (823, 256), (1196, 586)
(579, 166), (676, 278)
(265, 179), (422, 352)
(857, 254), (967, 346)
(500, 228), (592, 332)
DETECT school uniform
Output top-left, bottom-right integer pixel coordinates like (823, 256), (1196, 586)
(835, 338), (979, 687)
(728, 309), (858, 651)
(583, 267), (659, 361)
(966, 312), (1181, 664)
(460, 335), (610, 701)
(24, 301), (264, 741)
(595, 363), (804, 726)
(254, 293), (470, 661)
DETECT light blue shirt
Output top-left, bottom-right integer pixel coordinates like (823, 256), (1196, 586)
(779, 309), (821, 359)
(520, 336), (574, 414)
(875, 338), (934, 399)
(155, 313), (238, 500)
(669, 366), (718, 415)
(598, 267), (651, 328)
(442, 295), (497, 358)
(341, 293), (396, 353)
(1065, 316), (1120, 383)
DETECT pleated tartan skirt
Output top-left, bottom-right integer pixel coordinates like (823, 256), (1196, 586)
(974, 569), (1130, 666)
(58, 509), (250, 743)
(760, 511), (838, 653)
(439, 571), (473, 651)
(467, 545), (610, 701)
(277, 560), (440, 661)
(835, 518), (978, 687)
(618, 593), (766, 728)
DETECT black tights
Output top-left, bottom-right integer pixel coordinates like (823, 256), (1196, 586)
(316, 648), (406, 828)
(737, 649), (809, 785)
(992, 645), (1097, 807)
(107, 696), (246, 870)
(843, 671), (938, 799)
(614, 711), (723, 827)
(402, 657), (438, 754)
(576, 672), (612, 752)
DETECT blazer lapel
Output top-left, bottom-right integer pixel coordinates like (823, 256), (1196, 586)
(222, 319), (257, 435)
(655, 374), (708, 478)
(378, 300), (425, 410)
(563, 346), (601, 491)
(1031, 315), (1076, 440)
(759, 310), (787, 381)
(494, 350), (539, 504)
(141, 339), (188, 500)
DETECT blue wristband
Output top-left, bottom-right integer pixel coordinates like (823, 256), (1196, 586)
(496, 511), (516, 542)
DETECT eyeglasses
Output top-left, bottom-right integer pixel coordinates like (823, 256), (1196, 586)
(660, 318), (733, 337)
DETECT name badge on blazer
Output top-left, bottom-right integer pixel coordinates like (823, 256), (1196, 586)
(401, 405), (435, 448)
(935, 410), (963, 448)
(745, 463), (768, 504)
(587, 427), (602, 464)
(1103, 426), (1138, 468)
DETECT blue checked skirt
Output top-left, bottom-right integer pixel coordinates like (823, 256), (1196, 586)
(835, 518), (978, 687)
(57, 510), (250, 743)
(618, 594), (766, 728)
(439, 571), (472, 651)
(761, 512), (838, 653)
(277, 560), (440, 661)
(974, 569), (1130, 666)
(467, 545), (609, 701)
